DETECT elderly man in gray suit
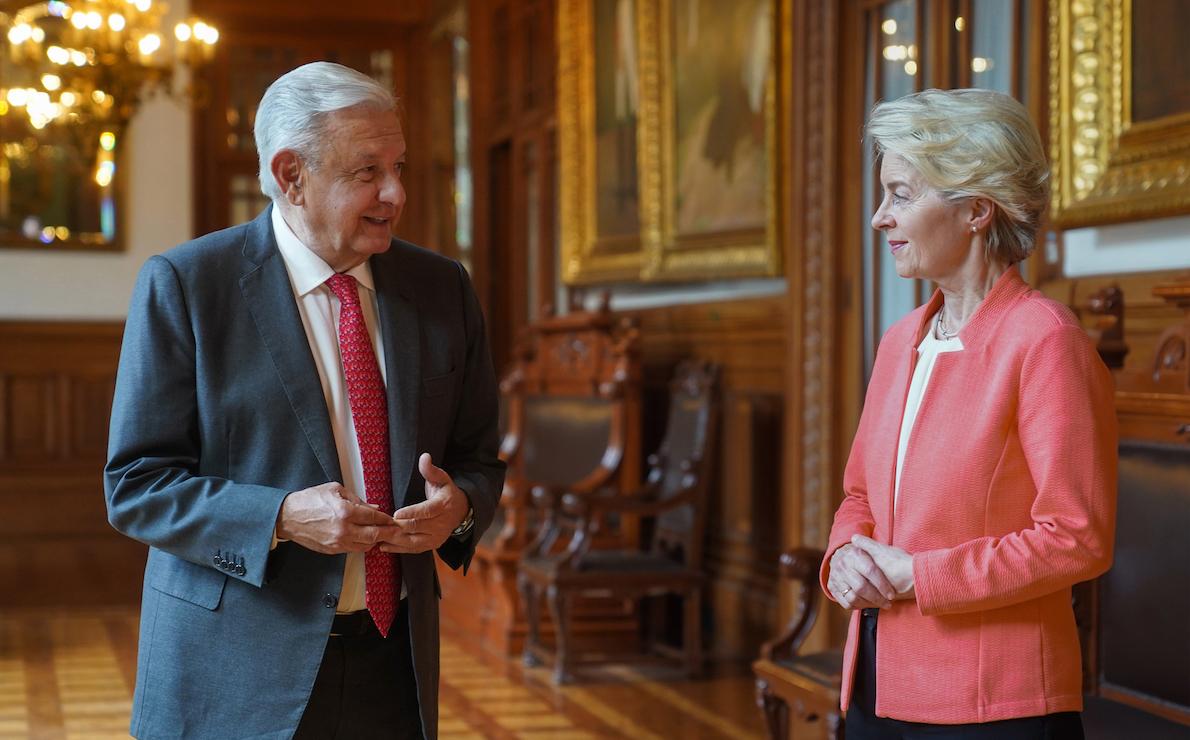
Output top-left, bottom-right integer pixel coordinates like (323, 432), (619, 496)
(104, 61), (504, 739)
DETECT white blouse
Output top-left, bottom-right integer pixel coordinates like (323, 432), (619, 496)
(894, 318), (963, 510)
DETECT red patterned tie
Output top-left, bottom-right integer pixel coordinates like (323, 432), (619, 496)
(326, 273), (399, 637)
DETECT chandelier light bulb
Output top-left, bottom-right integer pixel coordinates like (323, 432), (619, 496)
(134, 0), (152, 12)
(70, 49), (87, 66)
(41, 74), (61, 91)
(92, 89), (107, 104)
(86, 11), (104, 30)
(95, 160), (116, 187)
(6, 88), (29, 107)
(109, 13), (127, 32)
(174, 23), (192, 42)
(70, 12), (88, 29)
(60, 91), (77, 106)
(100, 131), (117, 151)
(138, 33), (161, 55)
(8, 24), (31, 44)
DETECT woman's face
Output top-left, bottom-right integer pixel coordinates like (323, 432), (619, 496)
(871, 153), (973, 283)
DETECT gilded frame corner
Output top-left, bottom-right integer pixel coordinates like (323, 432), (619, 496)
(558, 0), (646, 286)
(1050, 0), (1190, 228)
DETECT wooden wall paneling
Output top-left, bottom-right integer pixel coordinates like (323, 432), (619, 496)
(1039, 271), (1190, 378)
(425, 11), (462, 260)
(0, 322), (145, 608)
(466, 0), (496, 316)
(627, 297), (785, 659)
(783, 0), (849, 655)
(5, 375), (55, 461)
(466, 0), (558, 375)
(191, 0), (428, 25)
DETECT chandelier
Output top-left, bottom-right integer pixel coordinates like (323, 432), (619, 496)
(0, 0), (218, 152)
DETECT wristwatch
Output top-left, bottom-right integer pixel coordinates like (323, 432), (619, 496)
(451, 505), (475, 538)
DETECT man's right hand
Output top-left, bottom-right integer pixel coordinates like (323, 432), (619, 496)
(275, 482), (398, 554)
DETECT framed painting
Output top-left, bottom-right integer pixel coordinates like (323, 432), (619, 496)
(559, 0), (647, 284)
(640, 0), (780, 280)
(1050, 0), (1190, 227)
(0, 54), (124, 252)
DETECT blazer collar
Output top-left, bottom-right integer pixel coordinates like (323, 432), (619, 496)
(370, 246), (422, 507)
(912, 265), (1031, 351)
(238, 205), (343, 484)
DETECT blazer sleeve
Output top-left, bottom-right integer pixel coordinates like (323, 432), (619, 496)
(104, 256), (290, 588)
(435, 261), (506, 573)
(819, 390), (880, 599)
(912, 324), (1118, 616)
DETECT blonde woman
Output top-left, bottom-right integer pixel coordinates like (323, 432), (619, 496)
(821, 89), (1116, 739)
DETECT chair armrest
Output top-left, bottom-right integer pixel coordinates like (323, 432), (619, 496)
(760, 547), (827, 663)
(529, 484), (570, 509)
(561, 484), (691, 519)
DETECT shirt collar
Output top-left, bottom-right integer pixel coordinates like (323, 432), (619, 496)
(271, 205), (376, 297)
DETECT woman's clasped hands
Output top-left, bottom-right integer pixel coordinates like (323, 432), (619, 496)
(827, 534), (917, 610)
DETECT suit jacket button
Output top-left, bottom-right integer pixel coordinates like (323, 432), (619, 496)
(235, 565), (246, 576)
(322, 594), (338, 609)
(213, 555), (224, 567)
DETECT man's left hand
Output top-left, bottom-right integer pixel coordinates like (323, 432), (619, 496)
(378, 453), (471, 553)
(850, 535), (916, 600)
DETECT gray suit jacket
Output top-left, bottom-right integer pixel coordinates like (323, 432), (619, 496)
(105, 207), (504, 739)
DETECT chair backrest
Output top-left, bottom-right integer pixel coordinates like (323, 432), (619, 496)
(1099, 440), (1190, 715)
(494, 298), (642, 550)
(649, 360), (719, 568)
(521, 396), (616, 484)
(1077, 278), (1190, 729)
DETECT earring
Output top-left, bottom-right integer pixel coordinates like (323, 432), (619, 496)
(971, 226), (977, 233)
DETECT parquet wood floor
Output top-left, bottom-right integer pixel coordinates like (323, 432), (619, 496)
(0, 608), (764, 739)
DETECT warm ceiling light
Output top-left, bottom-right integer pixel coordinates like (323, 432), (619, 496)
(138, 33), (161, 55)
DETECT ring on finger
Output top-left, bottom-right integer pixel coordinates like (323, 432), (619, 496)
(841, 586), (852, 596)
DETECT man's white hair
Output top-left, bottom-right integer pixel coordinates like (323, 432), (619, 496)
(254, 61), (396, 200)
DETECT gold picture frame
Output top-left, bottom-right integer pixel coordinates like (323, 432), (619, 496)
(558, 0), (647, 284)
(1050, 0), (1190, 228)
(559, 0), (782, 284)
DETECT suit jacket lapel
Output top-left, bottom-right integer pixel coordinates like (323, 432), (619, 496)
(238, 207), (343, 484)
(371, 247), (421, 509)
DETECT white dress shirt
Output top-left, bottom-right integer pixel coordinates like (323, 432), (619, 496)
(271, 206), (400, 612)
(894, 318), (963, 511)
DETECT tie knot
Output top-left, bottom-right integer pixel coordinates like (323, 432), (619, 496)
(326, 273), (360, 307)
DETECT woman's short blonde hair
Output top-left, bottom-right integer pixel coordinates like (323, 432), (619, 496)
(865, 88), (1049, 265)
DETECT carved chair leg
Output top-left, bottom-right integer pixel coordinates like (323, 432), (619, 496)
(547, 583), (573, 684)
(683, 588), (703, 678)
(520, 575), (542, 667)
(755, 678), (788, 740)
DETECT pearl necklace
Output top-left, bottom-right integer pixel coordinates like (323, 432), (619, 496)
(936, 306), (959, 340)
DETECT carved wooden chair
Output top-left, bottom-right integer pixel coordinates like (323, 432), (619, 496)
(1076, 281), (1190, 734)
(518, 359), (719, 683)
(752, 547), (844, 740)
(439, 297), (643, 655)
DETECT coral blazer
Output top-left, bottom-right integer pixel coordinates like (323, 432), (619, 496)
(820, 266), (1117, 724)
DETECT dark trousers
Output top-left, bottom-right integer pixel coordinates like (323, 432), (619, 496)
(846, 609), (1085, 740)
(294, 602), (424, 740)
